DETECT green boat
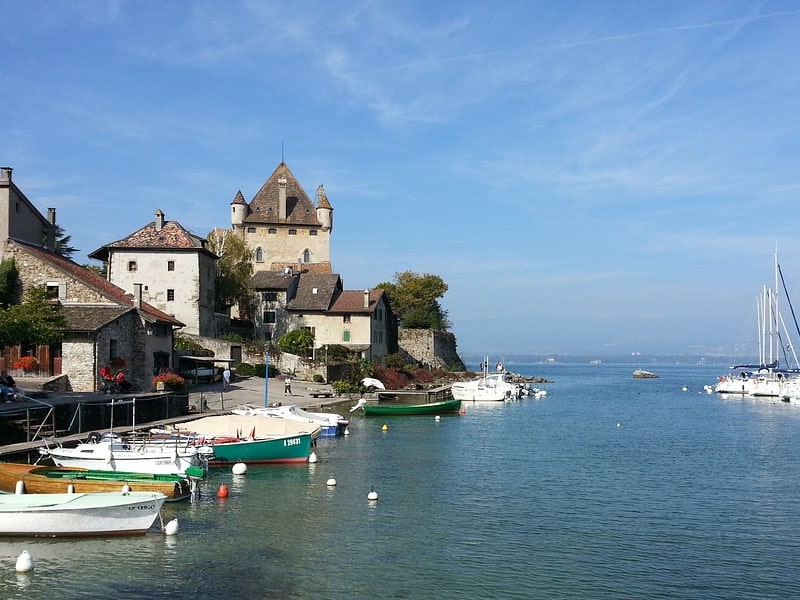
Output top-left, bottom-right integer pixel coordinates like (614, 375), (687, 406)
(359, 398), (462, 416)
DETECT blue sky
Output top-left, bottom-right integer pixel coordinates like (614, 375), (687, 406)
(3, 1), (800, 357)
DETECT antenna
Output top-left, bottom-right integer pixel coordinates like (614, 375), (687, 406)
(281, 142), (284, 164)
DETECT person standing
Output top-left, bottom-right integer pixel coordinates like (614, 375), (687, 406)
(284, 376), (292, 396)
(223, 367), (231, 389)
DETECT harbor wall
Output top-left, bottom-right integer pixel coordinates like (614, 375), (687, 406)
(398, 329), (463, 370)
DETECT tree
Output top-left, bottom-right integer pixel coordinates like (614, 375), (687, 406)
(0, 285), (67, 348)
(376, 271), (451, 330)
(53, 225), (79, 260)
(0, 259), (18, 308)
(277, 329), (315, 357)
(206, 229), (254, 319)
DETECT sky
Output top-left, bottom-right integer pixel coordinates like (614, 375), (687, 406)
(2, 1), (800, 358)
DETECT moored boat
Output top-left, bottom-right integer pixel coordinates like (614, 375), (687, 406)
(0, 462), (198, 501)
(0, 491), (166, 537)
(233, 404), (349, 436)
(351, 397), (462, 416)
(632, 370), (659, 379)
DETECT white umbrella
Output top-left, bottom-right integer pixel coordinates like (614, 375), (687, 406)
(361, 377), (386, 390)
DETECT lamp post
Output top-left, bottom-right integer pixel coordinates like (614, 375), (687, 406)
(264, 352), (269, 408)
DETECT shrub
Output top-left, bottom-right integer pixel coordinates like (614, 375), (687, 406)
(331, 380), (362, 394)
(312, 374), (325, 383)
(152, 373), (186, 393)
(13, 356), (38, 372)
(235, 363), (255, 377)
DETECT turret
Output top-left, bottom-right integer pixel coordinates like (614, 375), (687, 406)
(230, 191), (247, 227)
(315, 184), (333, 232)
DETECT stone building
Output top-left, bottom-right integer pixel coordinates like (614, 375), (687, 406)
(88, 210), (218, 337)
(230, 161), (333, 274)
(0, 167), (56, 259)
(7, 239), (183, 392)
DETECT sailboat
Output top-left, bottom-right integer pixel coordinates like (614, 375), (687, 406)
(715, 252), (800, 396)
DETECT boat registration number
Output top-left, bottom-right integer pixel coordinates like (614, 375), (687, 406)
(283, 437), (302, 447)
(129, 505), (156, 511)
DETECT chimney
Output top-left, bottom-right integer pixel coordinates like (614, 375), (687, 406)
(155, 209), (165, 232)
(364, 289), (370, 308)
(278, 177), (287, 220)
(0, 167), (11, 183)
(47, 208), (56, 225)
(133, 283), (143, 309)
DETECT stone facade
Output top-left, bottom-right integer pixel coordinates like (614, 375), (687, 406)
(398, 329), (462, 370)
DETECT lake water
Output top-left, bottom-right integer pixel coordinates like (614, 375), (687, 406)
(1, 362), (800, 599)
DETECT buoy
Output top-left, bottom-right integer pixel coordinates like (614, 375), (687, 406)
(216, 483), (229, 498)
(381, 424), (388, 432)
(326, 477), (337, 486)
(121, 484), (131, 494)
(460, 407), (466, 415)
(232, 462), (248, 475)
(344, 427), (350, 436)
(14, 480), (24, 495)
(67, 484), (75, 493)
(616, 423), (621, 428)
(15, 551), (33, 573)
(164, 518), (179, 536)
(682, 386), (688, 392)
(434, 415), (441, 422)
(367, 486), (378, 501)
(308, 452), (318, 464)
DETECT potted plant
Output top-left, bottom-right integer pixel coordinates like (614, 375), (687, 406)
(13, 356), (38, 374)
(152, 373), (186, 393)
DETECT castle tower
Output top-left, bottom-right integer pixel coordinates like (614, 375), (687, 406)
(316, 184), (333, 232)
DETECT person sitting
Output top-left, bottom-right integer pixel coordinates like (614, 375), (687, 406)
(0, 370), (16, 402)
(114, 370), (132, 393)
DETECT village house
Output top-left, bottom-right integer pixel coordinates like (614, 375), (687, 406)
(88, 209), (218, 337)
(0, 166), (56, 258)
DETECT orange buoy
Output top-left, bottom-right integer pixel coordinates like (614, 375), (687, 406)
(217, 483), (229, 498)
(460, 407), (466, 415)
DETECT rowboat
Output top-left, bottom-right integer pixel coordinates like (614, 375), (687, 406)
(0, 491), (166, 537)
(38, 431), (212, 476)
(160, 414), (320, 464)
(0, 462), (198, 501)
(352, 398), (462, 416)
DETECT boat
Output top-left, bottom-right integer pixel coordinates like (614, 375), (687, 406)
(632, 370), (659, 379)
(39, 431), (212, 476)
(451, 358), (525, 401)
(351, 397), (462, 416)
(162, 414), (320, 464)
(0, 491), (166, 537)
(0, 462), (199, 501)
(232, 404), (349, 436)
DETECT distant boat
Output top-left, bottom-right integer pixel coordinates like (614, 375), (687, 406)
(0, 491), (166, 537)
(633, 370), (659, 379)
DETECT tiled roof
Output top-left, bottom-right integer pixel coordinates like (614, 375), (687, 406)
(59, 305), (131, 332)
(328, 289), (385, 314)
(251, 271), (295, 290)
(10, 239), (183, 327)
(286, 273), (342, 311)
(244, 162), (322, 226)
(88, 215), (215, 261)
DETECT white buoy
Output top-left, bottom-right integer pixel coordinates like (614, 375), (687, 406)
(15, 550), (33, 573)
(367, 486), (378, 501)
(14, 481), (24, 494)
(164, 518), (179, 536)
(121, 484), (131, 494)
(67, 484), (75, 494)
(435, 415), (441, 422)
(616, 423), (621, 428)
(232, 462), (248, 475)
(344, 427), (350, 436)
(308, 452), (318, 464)
(326, 477), (337, 486)
(682, 386), (688, 392)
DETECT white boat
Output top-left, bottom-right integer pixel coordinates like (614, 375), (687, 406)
(452, 359), (525, 402)
(39, 432), (211, 476)
(0, 491), (166, 537)
(232, 404), (348, 436)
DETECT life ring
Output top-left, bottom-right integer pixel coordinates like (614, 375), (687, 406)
(86, 431), (102, 443)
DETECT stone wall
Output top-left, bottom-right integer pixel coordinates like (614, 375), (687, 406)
(398, 329), (462, 370)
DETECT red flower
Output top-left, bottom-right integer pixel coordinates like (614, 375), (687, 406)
(13, 357), (38, 372)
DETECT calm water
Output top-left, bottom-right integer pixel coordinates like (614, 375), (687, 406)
(1, 362), (800, 599)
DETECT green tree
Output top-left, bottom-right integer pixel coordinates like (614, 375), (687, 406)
(0, 259), (18, 308)
(0, 285), (67, 347)
(53, 225), (79, 260)
(376, 271), (451, 330)
(277, 329), (315, 357)
(207, 229), (254, 319)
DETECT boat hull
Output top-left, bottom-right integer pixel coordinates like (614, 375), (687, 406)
(208, 434), (314, 464)
(0, 463), (192, 501)
(0, 491), (166, 537)
(362, 399), (462, 416)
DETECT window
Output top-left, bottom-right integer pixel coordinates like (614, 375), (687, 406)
(302, 249), (311, 263)
(262, 292), (278, 302)
(127, 261), (137, 272)
(309, 230), (318, 236)
(167, 260), (175, 271)
(343, 330), (350, 342)
(247, 227), (256, 233)
(343, 315), (351, 324)
(167, 289), (175, 301)
(263, 311), (276, 324)
(255, 247), (264, 263)
(268, 228), (277, 234)
(377, 308), (383, 321)
(288, 229), (297, 235)
(109, 339), (118, 359)
(45, 281), (61, 300)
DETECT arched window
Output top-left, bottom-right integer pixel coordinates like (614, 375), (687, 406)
(302, 249), (311, 263)
(255, 247), (264, 263)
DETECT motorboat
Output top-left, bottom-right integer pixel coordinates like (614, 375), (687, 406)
(233, 403), (348, 436)
(451, 372), (524, 401)
(0, 491), (166, 537)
